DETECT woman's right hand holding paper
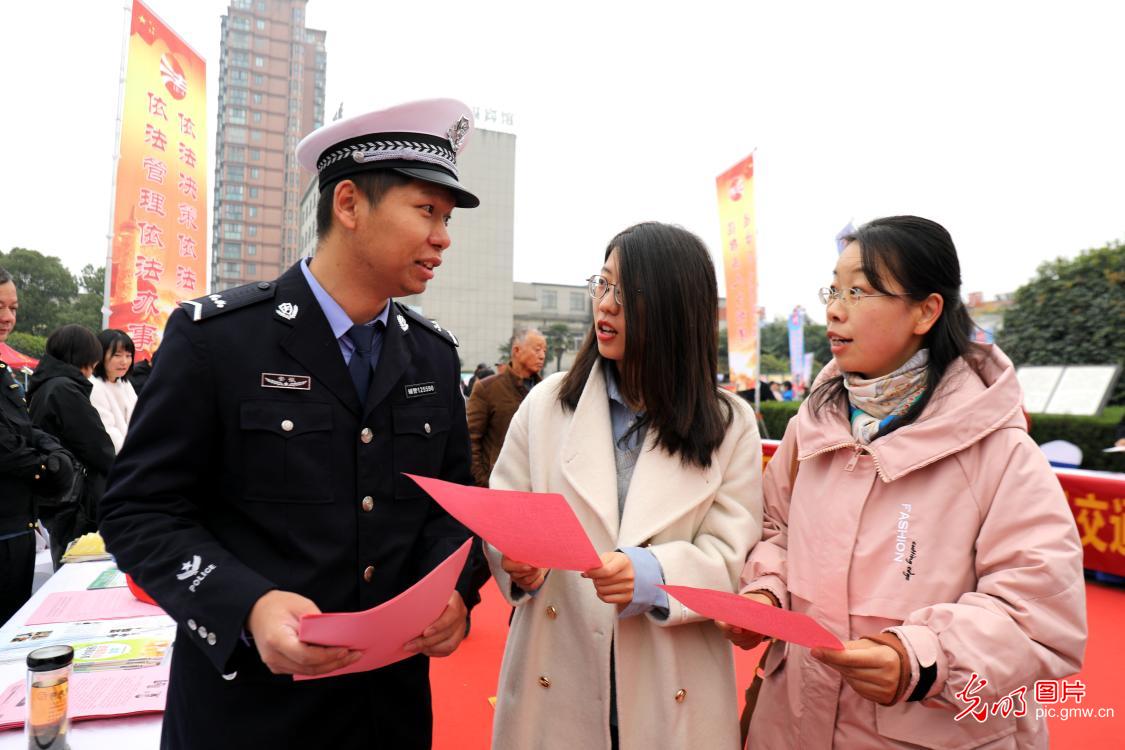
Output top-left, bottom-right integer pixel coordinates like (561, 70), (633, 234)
(501, 555), (547, 592)
(716, 591), (777, 650)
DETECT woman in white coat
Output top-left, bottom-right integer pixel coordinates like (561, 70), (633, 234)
(88, 329), (137, 454)
(487, 222), (763, 750)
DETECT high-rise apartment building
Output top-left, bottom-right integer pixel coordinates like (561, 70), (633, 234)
(211, 0), (325, 291)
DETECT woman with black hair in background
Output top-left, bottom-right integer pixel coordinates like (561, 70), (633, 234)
(28, 325), (115, 568)
(486, 222), (763, 749)
(90, 329), (138, 453)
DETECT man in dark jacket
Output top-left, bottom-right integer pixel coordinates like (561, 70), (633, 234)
(99, 99), (487, 749)
(28, 325), (116, 568)
(0, 268), (75, 622)
(466, 327), (546, 486)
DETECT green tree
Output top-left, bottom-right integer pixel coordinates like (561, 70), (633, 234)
(0, 247), (79, 336)
(997, 242), (1125, 404)
(544, 323), (571, 373)
(4, 331), (46, 360)
(73, 264), (106, 332)
(759, 317), (831, 377)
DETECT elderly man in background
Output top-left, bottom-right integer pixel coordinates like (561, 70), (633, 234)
(467, 327), (546, 487)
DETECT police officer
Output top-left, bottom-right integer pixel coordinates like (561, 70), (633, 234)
(0, 267), (74, 623)
(99, 99), (486, 749)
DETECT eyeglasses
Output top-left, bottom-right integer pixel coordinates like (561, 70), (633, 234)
(586, 275), (636, 306)
(817, 286), (909, 306)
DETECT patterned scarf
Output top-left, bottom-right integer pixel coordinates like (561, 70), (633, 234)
(843, 349), (929, 444)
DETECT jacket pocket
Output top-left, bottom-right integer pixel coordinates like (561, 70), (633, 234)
(391, 405), (451, 497)
(240, 401), (333, 503)
(874, 700), (1017, 750)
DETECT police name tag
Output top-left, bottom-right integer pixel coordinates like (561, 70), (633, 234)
(405, 382), (436, 399)
(261, 373), (312, 390)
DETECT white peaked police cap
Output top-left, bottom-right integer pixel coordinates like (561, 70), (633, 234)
(296, 98), (480, 208)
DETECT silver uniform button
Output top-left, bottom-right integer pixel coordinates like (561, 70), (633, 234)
(221, 671), (238, 681)
(281, 419), (294, 432)
(360, 427), (373, 444)
(187, 619), (197, 631)
(207, 633), (217, 646)
(197, 626), (208, 639)
(423, 422), (432, 434)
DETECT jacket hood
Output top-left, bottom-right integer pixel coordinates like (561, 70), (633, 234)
(797, 344), (1027, 482)
(28, 353), (93, 399)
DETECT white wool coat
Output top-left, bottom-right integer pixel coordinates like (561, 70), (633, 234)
(487, 362), (763, 750)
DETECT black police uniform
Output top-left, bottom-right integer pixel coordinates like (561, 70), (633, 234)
(99, 263), (482, 749)
(0, 360), (69, 623)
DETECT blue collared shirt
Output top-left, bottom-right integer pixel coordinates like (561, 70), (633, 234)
(300, 258), (390, 370)
(604, 365), (669, 620)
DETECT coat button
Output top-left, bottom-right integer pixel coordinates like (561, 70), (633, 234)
(363, 565), (375, 583)
(361, 496), (374, 512)
(197, 626), (208, 639)
(187, 619), (197, 631)
(674, 689), (687, 703)
(207, 632), (217, 646)
(423, 422), (432, 434)
(545, 605), (558, 620)
(281, 419), (294, 432)
(538, 675), (551, 688)
(221, 671), (238, 681)
(360, 427), (373, 444)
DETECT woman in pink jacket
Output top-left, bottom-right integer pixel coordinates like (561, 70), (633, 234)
(724, 216), (1087, 748)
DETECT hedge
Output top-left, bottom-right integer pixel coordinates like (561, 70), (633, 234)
(753, 401), (1123, 473)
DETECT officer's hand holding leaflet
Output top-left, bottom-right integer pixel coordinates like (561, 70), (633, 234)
(247, 590), (362, 676)
(402, 591), (468, 657)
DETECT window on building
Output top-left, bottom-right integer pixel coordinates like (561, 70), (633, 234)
(233, 0), (251, 8)
(223, 223), (243, 240)
(248, 205), (258, 218)
(224, 261), (240, 275)
(229, 87), (248, 105)
(226, 127), (247, 144)
(227, 165), (245, 181)
(229, 50), (249, 67)
(542, 290), (557, 310)
(249, 187), (260, 198)
(253, 74), (264, 86)
(256, 0), (266, 12)
(249, 149), (261, 161)
(247, 244), (257, 256)
(570, 292), (585, 312)
(223, 204), (243, 220)
(228, 107), (247, 125)
(230, 16), (250, 31)
(230, 69), (248, 83)
(255, 19), (266, 31)
(250, 130), (262, 142)
(224, 184), (244, 200)
(248, 225), (258, 237)
(222, 243), (241, 258)
(249, 168), (260, 180)
(227, 145), (246, 161)
(252, 111), (263, 124)
(252, 92), (263, 105)
(254, 55), (265, 68)
(229, 31), (250, 49)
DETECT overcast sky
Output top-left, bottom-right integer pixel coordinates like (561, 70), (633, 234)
(2, 1), (1122, 325)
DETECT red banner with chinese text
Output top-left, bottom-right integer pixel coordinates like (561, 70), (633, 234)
(716, 154), (758, 392)
(106, 0), (206, 360)
(761, 441), (1125, 577)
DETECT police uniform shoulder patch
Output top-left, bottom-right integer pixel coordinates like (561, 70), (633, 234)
(180, 281), (277, 322)
(395, 302), (458, 347)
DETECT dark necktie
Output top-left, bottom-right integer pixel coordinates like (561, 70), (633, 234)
(345, 324), (376, 401)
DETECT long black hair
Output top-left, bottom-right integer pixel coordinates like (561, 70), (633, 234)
(810, 215), (977, 437)
(558, 222), (733, 468)
(93, 329), (136, 381)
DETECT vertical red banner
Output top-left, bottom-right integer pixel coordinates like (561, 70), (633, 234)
(107, 0), (207, 360)
(716, 154), (758, 391)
